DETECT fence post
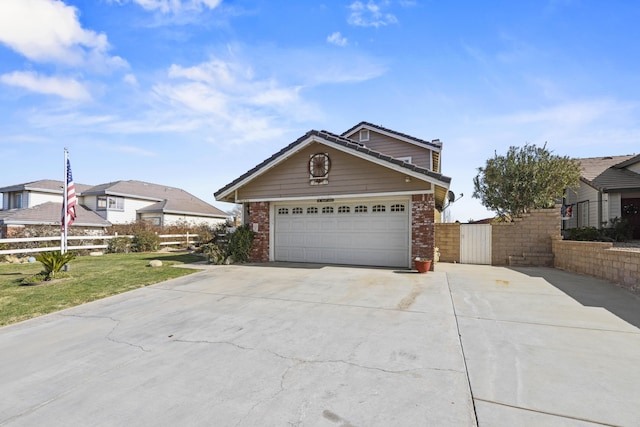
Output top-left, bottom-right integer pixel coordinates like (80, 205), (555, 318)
(186, 232), (190, 247)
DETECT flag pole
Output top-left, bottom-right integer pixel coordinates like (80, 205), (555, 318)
(62, 148), (69, 254)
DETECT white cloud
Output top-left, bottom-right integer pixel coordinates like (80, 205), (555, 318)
(157, 57), (306, 118)
(498, 100), (623, 127)
(348, 1), (398, 28)
(0, 71), (91, 100)
(132, 0), (222, 14)
(0, 0), (126, 70)
(327, 32), (348, 47)
(110, 144), (157, 157)
(123, 73), (139, 86)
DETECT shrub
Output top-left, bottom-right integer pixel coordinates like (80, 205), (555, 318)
(564, 226), (601, 241)
(108, 236), (132, 253)
(132, 231), (160, 252)
(200, 242), (227, 264)
(197, 224), (254, 264)
(564, 217), (633, 242)
(35, 251), (76, 280)
(601, 217), (633, 242)
(227, 225), (254, 263)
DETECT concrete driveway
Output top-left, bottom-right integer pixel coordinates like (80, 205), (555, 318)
(1, 263), (639, 426)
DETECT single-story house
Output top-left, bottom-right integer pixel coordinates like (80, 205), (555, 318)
(0, 202), (111, 238)
(215, 121), (452, 269)
(563, 154), (640, 238)
(0, 179), (229, 237)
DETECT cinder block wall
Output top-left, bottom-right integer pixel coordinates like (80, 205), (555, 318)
(553, 240), (640, 292)
(491, 207), (561, 265)
(435, 207), (561, 267)
(434, 223), (460, 263)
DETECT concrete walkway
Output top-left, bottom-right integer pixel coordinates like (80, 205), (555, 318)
(0, 263), (639, 426)
(442, 263), (640, 426)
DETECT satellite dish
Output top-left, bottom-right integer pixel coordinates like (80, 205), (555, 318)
(448, 190), (456, 202)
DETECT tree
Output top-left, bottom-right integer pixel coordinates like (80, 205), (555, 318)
(473, 143), (581, 220)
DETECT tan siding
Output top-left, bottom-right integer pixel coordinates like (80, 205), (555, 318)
(362, 131), (431, 169)
(237, 142), (431, 200)
(627, 162), (640, 174)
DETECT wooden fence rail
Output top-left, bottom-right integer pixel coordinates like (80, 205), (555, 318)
(0, 234), (199, 256)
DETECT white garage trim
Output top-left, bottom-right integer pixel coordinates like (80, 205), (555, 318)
(239, 190), (433, 204)
(272, 197), (411, 268)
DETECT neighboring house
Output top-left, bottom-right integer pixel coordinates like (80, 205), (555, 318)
(80, 180), (228, 227)
(563, 154), (640, 239)
(0, 202), (111, 237)
(215, 121), (452, 268)
(0, 179), (229, 238)
(0, 179), (92, 210)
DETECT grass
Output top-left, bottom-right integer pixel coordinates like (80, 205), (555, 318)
(0, 252), (204, 327)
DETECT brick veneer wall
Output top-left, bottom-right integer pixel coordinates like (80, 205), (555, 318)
(491, 207), (561, 266)
(248, 201), (270, 262)
(411, 194), (435, 271)
(553, 240), (640, 292)
(434, 223), (460, 263)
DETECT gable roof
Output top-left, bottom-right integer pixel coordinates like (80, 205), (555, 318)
(613, 153), (640, 169)
(0, 179), (93, 195)
(341, 121), (442, 151)
(577, 155), (640, 192)
(82, 180), (228, 218)
(0, 202), (110, 227)
(214, 129), (451, 205)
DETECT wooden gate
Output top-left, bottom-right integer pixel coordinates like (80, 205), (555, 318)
(460, 224), (492, 264)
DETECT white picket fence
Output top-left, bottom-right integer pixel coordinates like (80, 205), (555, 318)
(0, 233), (199, 256)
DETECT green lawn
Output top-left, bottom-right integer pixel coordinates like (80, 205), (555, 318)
(0, 252), (204, 327)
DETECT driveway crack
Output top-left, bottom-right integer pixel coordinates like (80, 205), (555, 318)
(172, 338), (459, 375)
(59, 313), (150, 352)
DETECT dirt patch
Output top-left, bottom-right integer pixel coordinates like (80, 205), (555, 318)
(397, 286), (421, 310)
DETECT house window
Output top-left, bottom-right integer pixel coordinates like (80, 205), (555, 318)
(359, 129), (369, 142)
(97, 196), (124, 211)
(12, 193), (22, 209)
(396, 156), (412, 163)
(372, 204), (386, 213)
(338, 206), (350, 214)
(307, 207), (318, 214)
(143, 217), (161, 226)
(292, 207), (303, 215)
(278, 207), (289, 215)
(578, 201), (589, 227)
(322, 206), (334, 214)
(391, 204), (406, 212)
(354, 205), (367, 213)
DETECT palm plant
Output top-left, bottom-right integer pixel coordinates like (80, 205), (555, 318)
(35, 251), (76, 280)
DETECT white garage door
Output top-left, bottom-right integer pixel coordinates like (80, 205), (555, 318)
(274, 199), (410, 267)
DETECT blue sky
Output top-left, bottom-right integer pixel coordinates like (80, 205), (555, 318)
(1, 0), (639, 221)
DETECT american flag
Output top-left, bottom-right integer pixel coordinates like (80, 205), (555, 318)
(63, 158), (77, 230)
